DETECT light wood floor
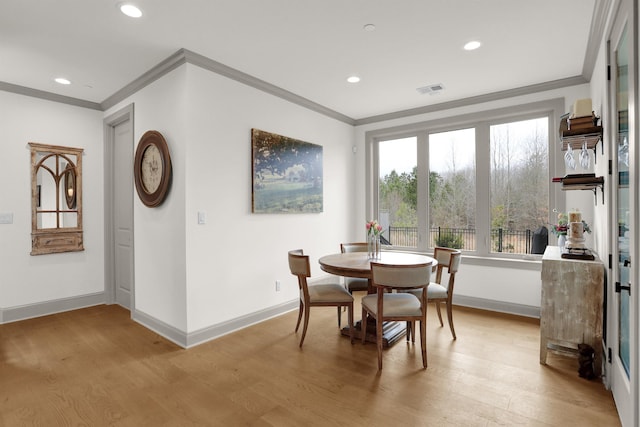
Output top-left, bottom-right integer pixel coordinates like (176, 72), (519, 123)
(1, 301), (620, 426)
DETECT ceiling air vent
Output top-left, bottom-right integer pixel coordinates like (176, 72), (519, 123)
(416, 83), (444, 95)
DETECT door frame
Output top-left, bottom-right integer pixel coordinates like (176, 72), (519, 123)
(606, 0), (638, 425)
(103, 104), (135, 311)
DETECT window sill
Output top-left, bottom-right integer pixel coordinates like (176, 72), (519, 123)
(383, 246), (542, 271)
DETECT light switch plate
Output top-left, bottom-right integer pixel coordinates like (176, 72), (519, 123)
(197, 211), (206, 224)
(0, 212), (13, 224)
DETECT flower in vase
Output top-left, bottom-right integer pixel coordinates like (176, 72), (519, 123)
(549, 208), (591, 236)
(366, 220), (383, 236)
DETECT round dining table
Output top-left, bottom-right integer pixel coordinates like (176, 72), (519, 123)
(318, 251), (436, 347)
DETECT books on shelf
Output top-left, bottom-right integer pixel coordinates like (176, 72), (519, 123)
(568, 114), (598, 130)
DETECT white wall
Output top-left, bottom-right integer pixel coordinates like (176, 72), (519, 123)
(183, 65), (355, 332)
(105, 63), (355, 334)
(0, 58), (603, 330)
(105, 68), (190, 331)
(354, 85), (593, 312)
(0, 91), (104, 310)
(588, 30), (611, 263)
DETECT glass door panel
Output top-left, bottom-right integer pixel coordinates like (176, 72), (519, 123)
(615, 22), (630, 377)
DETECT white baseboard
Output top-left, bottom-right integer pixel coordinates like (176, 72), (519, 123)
(0, 292), (538, 347)
(0, 292), (106, 324)
(453, 294), (540, 318)
(133, 299), (299, 349)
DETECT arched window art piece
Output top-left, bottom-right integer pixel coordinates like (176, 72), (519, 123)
(29, 142), (83, 255)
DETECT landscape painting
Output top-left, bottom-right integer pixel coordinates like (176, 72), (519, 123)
(251, 129), (323, 213)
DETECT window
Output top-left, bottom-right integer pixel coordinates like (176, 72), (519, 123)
(368, 99), (560, 259)
(489, 118), (549, 254)
(429, 128), (476, 250)
(378, 137), (417, 247)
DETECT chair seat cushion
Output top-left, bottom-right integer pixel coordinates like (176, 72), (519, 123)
(362, 293), (422, 317)
(407, 283), (447, 299)
(308, 284), (354, 303)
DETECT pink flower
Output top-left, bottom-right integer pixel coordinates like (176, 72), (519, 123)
(366, 220), (382, 236)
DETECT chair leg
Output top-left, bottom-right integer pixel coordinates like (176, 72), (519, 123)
(337, 306), (342, 328)
(295, 300), (304, 332)
(299, 304), (311, 347)
(420, 319), (427, 368)
(446, 301), (456, 340)
(376, 315), (383, 370)
(434, 301), (444, 327)
(406, 321), (416, 342)
(361, 308), (368, 344)
(348, 303), (354, 344)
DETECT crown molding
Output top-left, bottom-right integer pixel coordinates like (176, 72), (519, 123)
(1, 48), (592, 127)
(0, 81), (102, 110)
(182, 49), (355, 125)
(354, 76), (588, 126)
(100, 49), (187, 111)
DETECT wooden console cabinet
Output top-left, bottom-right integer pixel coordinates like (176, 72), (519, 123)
(540, 246), (604, 376)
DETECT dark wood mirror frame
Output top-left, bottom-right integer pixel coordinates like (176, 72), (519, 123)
(29, 142), (84, 255)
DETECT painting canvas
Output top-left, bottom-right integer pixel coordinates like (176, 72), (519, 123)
(252, 129), (323, 213)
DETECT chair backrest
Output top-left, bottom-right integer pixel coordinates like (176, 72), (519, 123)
(340, 242), (368, 253)
(433, 247), (461, 284)
(288, 249), (311, 299)
(370, 262), (432, 291)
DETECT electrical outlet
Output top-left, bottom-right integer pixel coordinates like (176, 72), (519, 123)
(275, 280), (281, 292)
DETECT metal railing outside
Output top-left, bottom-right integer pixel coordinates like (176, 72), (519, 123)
(387, 226), (535, 254)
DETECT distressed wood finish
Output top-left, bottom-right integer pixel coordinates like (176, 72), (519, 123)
(29, 142), (83, 255)
(0, 304), (620, 426)
(540, 246), (604, 376)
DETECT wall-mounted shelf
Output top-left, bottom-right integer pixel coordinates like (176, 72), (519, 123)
(554, 174), (605, 205)
(561, 126), (603, 159)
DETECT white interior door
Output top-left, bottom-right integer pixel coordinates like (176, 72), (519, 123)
(104, 105), (135, 311)
(608, 2), (637, 425)
(113, 118), (134, 308)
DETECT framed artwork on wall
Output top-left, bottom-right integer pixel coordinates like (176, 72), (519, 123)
(251, 129), (323, 213)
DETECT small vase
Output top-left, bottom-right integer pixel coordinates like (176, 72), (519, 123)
(368, 234), (381, 260)
(558, 234), (567, 248)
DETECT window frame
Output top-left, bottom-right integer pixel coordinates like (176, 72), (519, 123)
(365, 98), (565, 264)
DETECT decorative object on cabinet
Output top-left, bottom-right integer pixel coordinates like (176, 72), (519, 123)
(29, 142), (83, 255)
(251, 129), (323, 214)
(134, 130), (172, 207)
(540, 246), (604, 378)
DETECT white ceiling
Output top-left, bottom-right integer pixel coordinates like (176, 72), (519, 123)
(0, 0), (597, 121)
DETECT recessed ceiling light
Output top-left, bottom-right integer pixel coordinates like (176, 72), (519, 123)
(120, 3), (142, 18)
(347, 76), (361, 83)
(363, 24), (376, 32)
(54, 77), (71, 85)
(464, 41), (481, 51)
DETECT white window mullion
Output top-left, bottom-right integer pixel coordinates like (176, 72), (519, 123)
(476, 123), (491, 256)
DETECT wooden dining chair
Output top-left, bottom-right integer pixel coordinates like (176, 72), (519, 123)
(406, 247), (461, 340)
(288, 249), (354, 347)
(339, 242), (369, 294)
(361, 261), (432, 369)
